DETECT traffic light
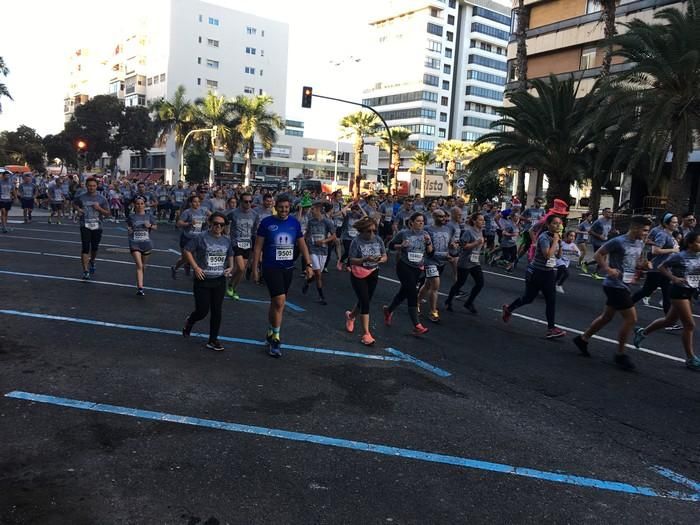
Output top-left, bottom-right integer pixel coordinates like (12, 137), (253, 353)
(301, 86), (313, 108)
(76, 139), (87, 151)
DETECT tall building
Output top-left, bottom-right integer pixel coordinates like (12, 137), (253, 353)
(63, 47), (110, 122)
(362, 0), (511, 176)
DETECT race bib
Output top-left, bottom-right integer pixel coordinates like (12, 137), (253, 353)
(133, 230), (149, 241)
(311, 234), (325, 245)
(546, 257), (557, 268)
(407, 251), (422, 263)
(348, 228), (358, 238)
(192, 219), (203, 233)
(54, 190), (63, 200)
(1, 190), (9, 200)
(207, 254), (226, 272)
(622, 271), (635, 284)
(686, 274), (700, 288)
(275, 247), (294, 261)
(237, 240), (251, 249)
(334, 218), (343, 227)
(425, 265), (439, 278)
(470, 252), (481, 263)
(384, 215), (392, 222)
(85, 219), (100, 231)
(581, 233), (589, 240)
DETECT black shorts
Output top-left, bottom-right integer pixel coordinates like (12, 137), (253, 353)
(50, 202), (63, 211)
(233, 246), (252, 259)
(0, 201), (11, 211)
(263, 267), (294, 298)
(80, 227), (103, 254)
(157, 202), (171, 211)
(20, 198), (34, 209)
(603, 286), (634, 311)
(180, 234), (190, 250)
(669, 285), (695, 301)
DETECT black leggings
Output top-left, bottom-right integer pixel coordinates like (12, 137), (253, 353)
(341, 239), (352, 263)
(80, 227), (103, 254)
(632, 271), (670, 313)
(350, 270), (379, 315)
(556, 266), (569, 286)
(188, 277), (226, 342)
(501, 245), (517, 263)
(447, 266), (484, 306)
(509, 269), (557, 329)
(390, 260), (422, 309)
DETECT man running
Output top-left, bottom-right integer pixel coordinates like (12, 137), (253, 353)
(73, 178), (111, 279)
(252, 194), (314, 357)
(226, 192), (258, 299)
(583, 208), (614, 279)
(0, 171), (15, 233)
(303, 200), (336, 305)
(18, 174), (38, 224)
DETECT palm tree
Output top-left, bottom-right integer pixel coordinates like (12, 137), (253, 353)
(412, 151), (436, 198)
(230, 94), (284, 187)
(191, 91), (236, 182)
(607, 0), (700, 212)
(468, 75), (606, 204)
(339, 111), (381, 198)
(512, 1), (530, 202)
(435, 140), (471, 193)
(149, 85), (194, 178)
(377, 127), (416, 192)
(0, 57), (13, 113)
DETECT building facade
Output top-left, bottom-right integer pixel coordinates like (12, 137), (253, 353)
(362, 0), (511, 176)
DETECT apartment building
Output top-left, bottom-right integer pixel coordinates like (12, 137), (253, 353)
(63, 47), (110, 122)
(362, 0), (511, 177)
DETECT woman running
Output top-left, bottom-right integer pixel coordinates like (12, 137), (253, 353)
(633, 231), (700, 370)
(338, 202), (366, 270)
(445, 212), (485, 314)
(502, 214), (567, 338)
(345, 217), (388, 345)
(383, 212), (434, 336)
(172, 195), (210, 278)
(555, 230), (580, 294)
(182, 212), (234, 352)
(575, 211), (593, 267)
(126, 196), (156, 296)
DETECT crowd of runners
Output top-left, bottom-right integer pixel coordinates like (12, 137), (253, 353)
(2, 168), (699, 372)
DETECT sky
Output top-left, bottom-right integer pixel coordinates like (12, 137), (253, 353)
(0, 0), (510, 141)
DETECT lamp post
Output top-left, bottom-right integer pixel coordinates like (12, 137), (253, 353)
(179, 126), (218, 183)
(333, 136), (340, 193)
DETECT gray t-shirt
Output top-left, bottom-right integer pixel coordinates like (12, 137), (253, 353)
(590, 217), (613, 247)
(348, 235), (386, 269)
(601, 235), (644, 290)
(390, 229), (430, 268)
(651, 229), (679, 270)
(0, 180), (13, 202)
(127, 212), (155, 249)
(76, 193), (109, 230)
(530, 231), (559, 272)
(426, 224), (454, 266)
(228, 207), (257, 249)
(340, 213), (363, 241)
(180, 207), (209, 239)
(184, 232), (234, 279)
(499, 218), (519, 248)
(458, 226), (483, 269)
(305, 216), (335, 256)
(662, 250), (700, 289)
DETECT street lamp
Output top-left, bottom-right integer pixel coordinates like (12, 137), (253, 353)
(179, 126), (218, 184)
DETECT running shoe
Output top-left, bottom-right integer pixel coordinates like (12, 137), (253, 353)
(591, 273), (604, 281)
(205, 340), (225, 352)
(382, 305), (393, 327)
(633, 327), (646, 348)
(231, 289), (240, 300)
(445, 301), (454, 312)
(614, 353), (635, 371)
(686, 356), (700, 371)
(182, 317), (193, 337)
(555, 285), (565, 294)
(318, 298), (328, 306)
(641, 297), (650, 306)
(226, 285), (237, 299)
(345, 311), (355, 333)
(546, 327), (567, 339)
(428, 310), (440, 323)
(136, 288), (145, 297)
(89, 261), (96, 275)
(665, 323), (683, 331)
(322, 267), (329, 274)
(573, 335), (590, 357)
(170, 265), (177, 279)
(361, 333), (375, 346)
(580, 262), (589, 274)
(412, 324), (429, 336)
(267, 333), (282, 358)
(501, 304), (512, 323)
(463, 303), (477, 315)
(1, 226), (7, 233)
(82, 271), (90, 280)
(336, 261), (344, 271)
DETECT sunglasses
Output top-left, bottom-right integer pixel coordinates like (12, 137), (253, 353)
(211, 222), (226, 227)
(242, 200), (253, 203)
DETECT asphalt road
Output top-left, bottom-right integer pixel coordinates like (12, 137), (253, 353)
(1, 210), (699, 524)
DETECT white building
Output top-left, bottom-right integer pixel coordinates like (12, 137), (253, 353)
(362, 0), (511, 177)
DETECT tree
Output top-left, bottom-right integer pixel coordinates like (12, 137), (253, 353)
(411, 151), (436, 198)
(377, 127), (415, 191)
(468, 75), (606, 204)
(0, 125), (45, 169)
(69, 95), (123, 167)
(184, 143), (211, 184)
(230, 94), (284, 187)
(464, 172), (504, 204)
(43, 132), (77, 168)
(435, 140), (470, 194)
(0, 57), (12, 113)
(339, 111), (380, 198)
(608, 0), (700, 212)
(512, 0), (530, 203)
(150, 85), (194, 177)
(117, 106), (158, 158)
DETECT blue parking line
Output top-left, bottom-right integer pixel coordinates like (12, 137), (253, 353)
(5, 390), (698, 503)
(0, 269), (305, 312)
(0, 310), (452, 373)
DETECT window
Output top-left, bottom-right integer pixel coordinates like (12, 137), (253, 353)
(427, 23), (443, 36)
(261, 30), (265, 37)
(430, 7), (440, 17)
(244, 86), (254, 94)
(425, 56), (441, 70)
(439, 112), (447, 122)
(207, 38), (219, 47)
(261, 49), (264, 57)
(446, 31), (454, 42)
(160, 73), (165, 82)
(463, 116), (494, 129)
(408, 140), (435, 151)
(197, 78), (201, 86)
(441, 96), (448, 106)
(423, 73), (439, 86)
(247, 26), (257, 35)
(208, 17), (219, 26)
(285, 129), (303, 137)
(362, 90), (438, 106)
(259, 69), (263, 76)
(445, 47), (453, 59)
(259, 88), (264, 95)
(206, 59), (219, 69)
(138, 95), (146, 105)
(206, 79), (218, 89)
(403, 123), (435, 135)
(197, 57), (202, 64)
(447, 14), (455, 25)
(471, 23), (509, 41)
(245, 66), (256, 74)
(465, 102), (498, 115)
(147, 77), (153, 86)
(198, 36), (202, 43)
(198, 14), (202, 22)
(443, 64), (451, 74)
(468, 54), (507, 71)
(473, 6), (511, 26)
(378, 108), (437, 120)
(580, 47), (597, 70)
(153, 76), (159, 85)
(462, 131), (483, 141)
(586, 0), (602, 14)
(442, 80), (450, 90)
(246, 46), (256, 55)
(438, 128), (446, 138)
(449, 0), (456, 7)
(427, 40), (442, 53)
(467, 70), (506, 86)
(465, 86), (503, 101)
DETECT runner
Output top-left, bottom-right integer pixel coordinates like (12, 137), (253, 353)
(555, 230), (580, 294)
(182, 212), (235, 352)
(582, 208), (613, 279)
(225, 192), (257, 300)
(338, 202), (365, 270)
(18, 174), (38, 224)
(172, 195), (210, 278)
(302, 200), (336, 305)
(345, 217), (388, 345)
(633, 231), (700, 370)
(575, 211), (593, 267)
(572, 215), (652, 370)
(378, 193), (395, 243)
(492, 208), (519, 271)
(0, 171), (15, 233)
(445, 212), (485, 314)
(251, 194), (314, 358)
(170, 180), (188, 222)
(126, 196), (157, 296)
(73, 178), (111, 280)
(47, 176), (66, 224)
(502, 214), (567, 338)
(419, 209), (457, 322)
(383, 212), (433, 335)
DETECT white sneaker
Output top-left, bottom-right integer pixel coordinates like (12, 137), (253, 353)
(642, 297), (650, 306)
(556, 285), (565, 294)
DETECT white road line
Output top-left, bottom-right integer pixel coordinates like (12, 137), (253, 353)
(0, 247), (171, 269)
(1, 234), (172, 253)
(10, 227), (125, 239)
(492, 308), (685, 363)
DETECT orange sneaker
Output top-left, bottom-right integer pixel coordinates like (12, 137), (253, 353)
(345, 311), (355, 333)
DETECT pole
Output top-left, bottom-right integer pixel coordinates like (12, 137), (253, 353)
(179, 127), (216, 183)
(333, 136), (339, 192)
(311, 93), (393, 193)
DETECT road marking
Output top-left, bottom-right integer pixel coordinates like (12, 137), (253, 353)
(0, 269), (305, 312)
(8, 226), (125, 239)
(1, 234), (171, 253)
(0, 247), (172, 269)
(6, 390), (698, 502)
(0, 310), (450, 376)
(492, 308), (685, 363)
